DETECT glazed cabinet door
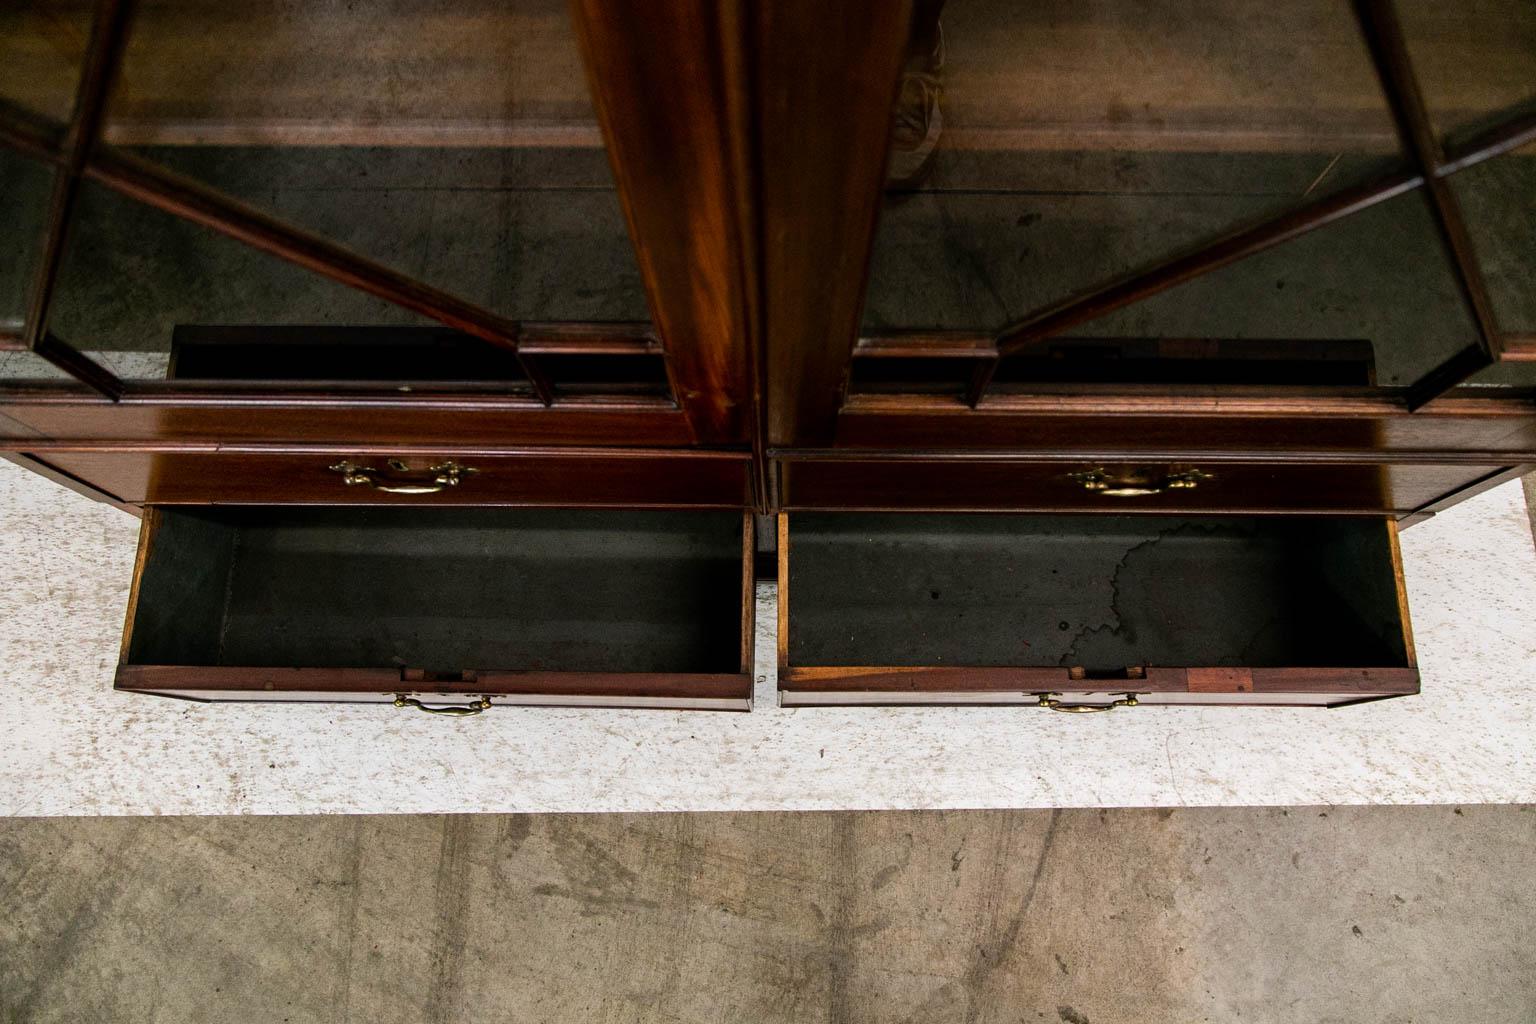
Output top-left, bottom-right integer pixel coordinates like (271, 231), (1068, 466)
(0, 0), (759, 453)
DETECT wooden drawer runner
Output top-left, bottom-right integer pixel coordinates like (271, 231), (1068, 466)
(778, 458), (1504, 514)
(777, 513), (1417, 708)
(119, 507), (755, 710)
(41, 449), (751, 508)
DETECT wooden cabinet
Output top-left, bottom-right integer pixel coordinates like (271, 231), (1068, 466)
(1, 0), (1533, 710)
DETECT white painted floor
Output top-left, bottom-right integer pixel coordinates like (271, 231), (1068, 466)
(2, 459), (1534, 815)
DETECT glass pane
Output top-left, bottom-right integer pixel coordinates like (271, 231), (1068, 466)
(0, 1), (94, 122)
(1, 149), (54, 335)
(864, 0), (1407, 349)
(100, 0), (647, 328)
(0, 148), (68, 382)
(48, 179), (536, 391)
(1455, 142), (1536, 336)
(1458, 140), (1536, 390)
(1465, 359), (1536, 389)
(1398, 0), (1536, 145)
(991, 191), (1479, 391)
(0, 350), (80, 381)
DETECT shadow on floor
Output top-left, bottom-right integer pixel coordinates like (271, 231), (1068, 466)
(3, 806), (1533, 1023)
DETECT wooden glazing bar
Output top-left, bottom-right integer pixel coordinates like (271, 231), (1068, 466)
(34, 333), (123, 399)
(76, 148), (555, 403)
(1435, 107), (1536, 176)
(1351, 0), (1502, 406)
(964, 357), (1001, 407)
(986, 167), (1424, 371)
(515, 356), (556, 406)
(0, 98), (65, 162)
(1403, 344), (1497, 410)
(971, 88), (1536, 408)
(20, 0), (136, 402)
(62, 0), (135, 163)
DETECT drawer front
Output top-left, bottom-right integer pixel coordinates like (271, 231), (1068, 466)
(779, 458), (1505, 514)
(42, 450), (752, 508)
(119, 507), (756, 710)
(778, 512), (1418, 709)
(118, 670), (753, 711)
(779, 668), (1418, 708)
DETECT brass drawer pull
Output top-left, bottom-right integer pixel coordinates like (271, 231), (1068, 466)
(1036, 692), (1140, 713)
(330, 459), (476, 495)
(393, 694), (493, 716)
(1070, 465), (1212, 497)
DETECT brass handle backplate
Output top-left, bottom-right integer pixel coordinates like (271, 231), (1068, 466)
(330, 459), (476, 495)
(1035, 692), (1140, 714)
(1070, 465), (1212, 497)
(393, 694), (493, 717)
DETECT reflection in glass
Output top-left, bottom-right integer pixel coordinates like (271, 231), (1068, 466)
(1, 149), (55, 334)
(865, 0), (1419, 390)
(1397, 0), (1536, 144)
(1458, 141), (1536, 390)
(1455, 142), (1536, 337)
(0, 1), (93, 122)
(98, 0), (647, 336)
(0, 148), (67, 382)
(49, 180), (450, 383)
(992, 191), (1479, 391)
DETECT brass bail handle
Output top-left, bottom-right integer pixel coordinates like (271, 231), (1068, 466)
(330, 459), (476, 495)
(393, 695), (493, 717)
(1036, 692), (1140, 714)
(1070, 466), (1212, 498)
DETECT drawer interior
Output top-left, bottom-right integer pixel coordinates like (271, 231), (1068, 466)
(785, 514), (1411, 671)
(127, 507), (746, 675)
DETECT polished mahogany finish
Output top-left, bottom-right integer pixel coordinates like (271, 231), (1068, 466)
(1, 0), (1534, 500)
(1, 0), (1532, 710)
(0, 393), (697, 448)
(40, 448), (752, 508)
(777, 458), (1505, 516)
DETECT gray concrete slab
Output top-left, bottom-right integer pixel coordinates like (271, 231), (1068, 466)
(3, 806), (1533, 1023)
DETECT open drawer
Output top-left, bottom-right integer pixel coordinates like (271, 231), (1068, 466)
(119, 508), (754, 711)
(777, 513), (1417, 709)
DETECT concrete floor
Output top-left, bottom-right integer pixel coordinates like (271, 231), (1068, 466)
(1, 459), (1533, 1023)
(3, 806), (1533, 1023)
